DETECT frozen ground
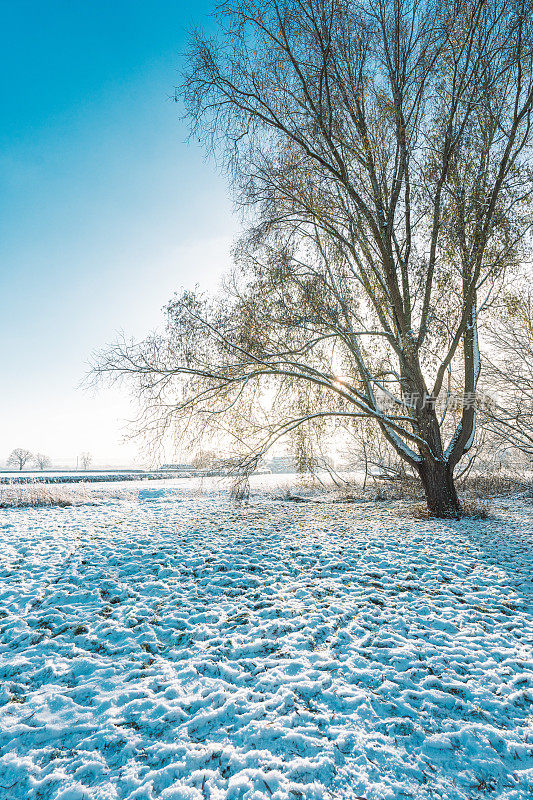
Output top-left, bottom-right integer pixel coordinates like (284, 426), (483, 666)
(0, 481), (532, 799)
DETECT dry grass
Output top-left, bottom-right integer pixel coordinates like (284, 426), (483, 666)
(0, 484), (93, 509)
(458, 473), (530, 498)
(331, 478), (423, 503)
(327, 471), (530, 506)
(278, 470), (529, 518)
(411, 498), (493, 520)
(0, 484), (138, 509)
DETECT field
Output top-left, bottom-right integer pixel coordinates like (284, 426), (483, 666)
(0, 480), (532, 799)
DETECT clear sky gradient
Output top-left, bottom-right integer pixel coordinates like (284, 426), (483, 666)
(0, 0), (237, 466)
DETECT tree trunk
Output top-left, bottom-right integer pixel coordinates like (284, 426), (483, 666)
(418, 459), (461, 518)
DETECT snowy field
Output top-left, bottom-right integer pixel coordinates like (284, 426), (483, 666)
(0, 481), (532, 799)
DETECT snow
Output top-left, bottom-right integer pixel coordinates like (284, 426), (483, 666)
(0, 481), (532, 799)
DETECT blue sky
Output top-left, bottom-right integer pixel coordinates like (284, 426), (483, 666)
(0, 0), (237, 465)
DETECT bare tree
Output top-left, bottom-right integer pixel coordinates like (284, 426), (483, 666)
(7, 449), (33, 471)
(96, 0), (533, 517)
(344, 418), (413, 485)
(79, 452), (92, 470)
(483, 290), (533, 458)
(34, 453), (51, 471)
(191, 450), (220, 470)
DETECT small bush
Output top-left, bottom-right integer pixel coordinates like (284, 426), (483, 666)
(460, 498), (493, 519)
(411, 504), (431, 519)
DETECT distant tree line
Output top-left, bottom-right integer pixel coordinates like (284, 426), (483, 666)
(3, 450), (93, 471)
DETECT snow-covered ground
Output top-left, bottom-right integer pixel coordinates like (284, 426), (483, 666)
(0, 482), (532, 799)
